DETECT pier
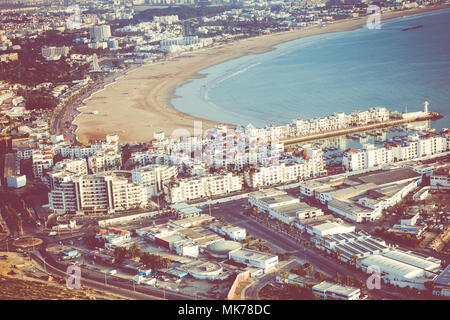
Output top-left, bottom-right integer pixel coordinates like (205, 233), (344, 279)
(281, 112), (443, 146)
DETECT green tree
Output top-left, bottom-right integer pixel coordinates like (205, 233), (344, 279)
(113, 247), (128, 265)
(128, 242), (142, 259)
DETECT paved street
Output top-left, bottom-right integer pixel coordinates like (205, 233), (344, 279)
(207, 198), (410, 300)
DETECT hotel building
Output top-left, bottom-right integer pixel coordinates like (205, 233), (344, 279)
(165, 173), (242, 203)
(131, 164), (178, 198)
(48, 171), (147, 215)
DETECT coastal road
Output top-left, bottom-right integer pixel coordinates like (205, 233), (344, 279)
(33, 248), (201, 300)
(30, 251), (156, 300)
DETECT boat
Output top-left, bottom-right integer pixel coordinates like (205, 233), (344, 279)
(347, 134), (360, 140)
(402, 25), (424, 31)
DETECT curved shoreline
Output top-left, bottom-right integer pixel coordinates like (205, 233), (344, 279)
(72, 4), (450, 145)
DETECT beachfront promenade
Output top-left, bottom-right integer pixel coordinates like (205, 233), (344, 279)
(281, 112), (443, 146)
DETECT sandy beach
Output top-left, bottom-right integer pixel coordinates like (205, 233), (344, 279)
(73, 4), (450, 145)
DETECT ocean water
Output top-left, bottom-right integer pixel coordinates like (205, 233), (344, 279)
(172, 8), (450, 131)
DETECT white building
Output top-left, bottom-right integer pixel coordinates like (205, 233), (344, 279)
(229, 248), (278, 271)
(32, 149), (53, 178)
(357, 250), (441, 290)
(430, 165), (450, 193)
(53, 158), (88, 175)
(131, 164), (178, 198)
(312, 281), (361, 300)
(153, 15), (179, 24)
(87, 149), (122, 173)
(165, 173), (242, 203)
(89, 25), (111, 41)
(174, 240), (199, 258)
(248, 188), (323, 225)
(209, 221), (246, 241)
(343, 144), (394, 172)
(48, 171), (147, 215)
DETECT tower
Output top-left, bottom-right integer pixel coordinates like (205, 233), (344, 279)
(424, 101), (429, 113)
(92, 54), (100, 72)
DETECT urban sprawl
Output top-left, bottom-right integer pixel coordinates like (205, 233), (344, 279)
(0, 0), (449, 301)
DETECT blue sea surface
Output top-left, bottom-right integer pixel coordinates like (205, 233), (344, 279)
(172, 8), (450, 131)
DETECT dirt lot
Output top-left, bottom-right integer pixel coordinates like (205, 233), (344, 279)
(0, 252), (123, 300)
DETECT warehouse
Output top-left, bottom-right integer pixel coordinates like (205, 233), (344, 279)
(248, 188), (323, 225)
(300, 168), (423, 223)
(170, 202), (202, 219)
(312, 281), (361, 300)
(313, 231), (390, 262)
(357, 250), (441, 290)
(432, 264), (450, 297)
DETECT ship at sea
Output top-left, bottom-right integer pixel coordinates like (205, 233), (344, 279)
(402, 25), (424, 31)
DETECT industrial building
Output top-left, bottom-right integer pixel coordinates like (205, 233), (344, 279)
(170, 202), (202, 219)
(300, 168), (422, 222)
(432, 264), (450, 297)
(357, 250), (441, 290)
(295, 214), (355, 237)
(208, 222), (246, 241)
(248, 188), (323, 225)
(312, 281), (361, 300)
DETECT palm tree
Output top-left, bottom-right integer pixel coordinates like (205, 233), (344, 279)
(336, 249), (344, 262)
(335, 272), (342, 284)
(280, 271), (289, 284)
(349, 254), (358, 269)
(288, 224), (295, 235)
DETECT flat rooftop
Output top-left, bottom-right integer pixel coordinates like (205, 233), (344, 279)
(434, 264), (450, 288)
(348, 168), (421, 186)
(4, 153), (16, 177)
(312, 281), (359, 296)
(180, 260), (222, 274)
(230, 248), (278, 261)
(328, 199), (373, 215)
(169, 214), (214, 228)
(260, 194), (297, 205)
(170, 202), (202, 215)
(274, 201), (317, 215)
(249, 188), (286, 199)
